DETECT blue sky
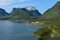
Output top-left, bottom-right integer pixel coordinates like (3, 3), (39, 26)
(0, 0), (59, 14)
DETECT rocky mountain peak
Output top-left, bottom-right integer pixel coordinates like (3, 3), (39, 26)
(25, 6), (36, 11)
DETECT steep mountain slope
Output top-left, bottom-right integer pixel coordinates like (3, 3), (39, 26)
(0, 8), (8, 16)
(25, 6), (41, 17)
(42, 1), (60, 19)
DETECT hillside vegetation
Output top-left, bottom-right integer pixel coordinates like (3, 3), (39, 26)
(33, 1), (60, 40)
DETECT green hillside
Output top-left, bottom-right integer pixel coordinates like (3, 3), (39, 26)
(42, 1), (60, 19)
(33, 1), (60, 40)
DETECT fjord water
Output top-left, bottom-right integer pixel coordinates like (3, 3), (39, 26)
(0, 20), (40, 40)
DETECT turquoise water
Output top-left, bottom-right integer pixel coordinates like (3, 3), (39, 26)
(0, 20), (40, 40)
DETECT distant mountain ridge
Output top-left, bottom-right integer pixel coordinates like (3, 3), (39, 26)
(0, 1), (60, 22)
(0, 6), (41, 21)
(11, 6), (41, 17)
(0, 8), (9, 16)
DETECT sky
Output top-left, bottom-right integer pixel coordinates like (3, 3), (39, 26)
(0, 0), (60, 14)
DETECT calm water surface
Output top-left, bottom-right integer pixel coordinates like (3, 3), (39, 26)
(0, 20), (40, 40)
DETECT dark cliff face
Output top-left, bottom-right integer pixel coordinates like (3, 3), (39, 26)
(26, 10), (41, 17)
(21, 7), (41, 17)
(0, 8), (8, 16)
(42, 1), (60, 19)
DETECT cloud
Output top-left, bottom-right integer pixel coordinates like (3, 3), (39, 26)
(0, 0), (11, 6)
(0, 0), (31, 6)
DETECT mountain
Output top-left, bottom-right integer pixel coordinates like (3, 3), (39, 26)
(10, 7), (41, 22)
(21, 6), (41, 17)
(0, 8), (9, 19)
(0, 8), (8, 16)
(42, 1), (60, 19)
